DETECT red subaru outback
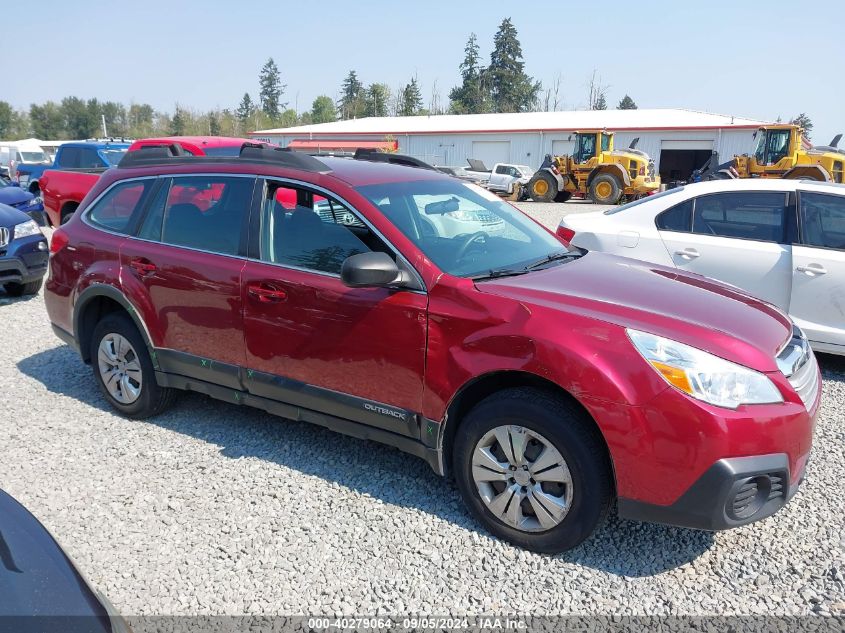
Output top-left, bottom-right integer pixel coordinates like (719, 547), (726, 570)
(45, 145), (820, 552)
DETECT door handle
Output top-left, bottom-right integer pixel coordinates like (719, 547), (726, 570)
(247, 282), (287, 303)
(796, 263), (827, 276)
(129, 257), (157, 276)
(674, 248), (700, 260)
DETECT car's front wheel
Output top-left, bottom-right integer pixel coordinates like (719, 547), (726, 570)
(3, 279), (43, 296)
(90, 313), (175, 418)
(453, 388), (612, 553)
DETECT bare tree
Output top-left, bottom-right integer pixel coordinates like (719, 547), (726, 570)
(587, 69), (610, 110)
(429, 79), (444, 115)
(543, 72), (564, 112)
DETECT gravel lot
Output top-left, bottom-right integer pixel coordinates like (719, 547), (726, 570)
(1, 205), (844, 617)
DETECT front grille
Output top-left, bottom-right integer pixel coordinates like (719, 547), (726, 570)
(0, 227), (8, 248)
(777, 325), (819, 409)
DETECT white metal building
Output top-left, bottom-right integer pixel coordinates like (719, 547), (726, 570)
(251, 108), (768, 182)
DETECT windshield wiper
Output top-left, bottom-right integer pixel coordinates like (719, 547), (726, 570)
(470, 268), (531, 281)
(524, 251), (579, 271)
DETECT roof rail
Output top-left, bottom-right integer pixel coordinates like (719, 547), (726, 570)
(353, 148), (437, 171)
(239, 143), (330, 171)
(117, 142), (331, 173)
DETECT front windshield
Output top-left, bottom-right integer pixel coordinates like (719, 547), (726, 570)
(19, 151), (49, 164)
(575, 134), (596, 163)
(357, 179), (567, 278)
(101, 149), (128, 166)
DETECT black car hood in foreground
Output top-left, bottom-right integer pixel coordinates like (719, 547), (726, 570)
(0, 489), (114, 631)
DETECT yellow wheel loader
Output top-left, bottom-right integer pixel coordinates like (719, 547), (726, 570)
(696, 125), (844, 183)
(526, 130), (661, 204)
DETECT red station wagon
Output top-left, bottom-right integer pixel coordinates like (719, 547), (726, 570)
(44, 144), (820, 552)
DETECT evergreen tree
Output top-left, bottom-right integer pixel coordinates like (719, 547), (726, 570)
(258, 58), (285, 121)
(790, 113), (813, 140)
(364, 83), (390, 118)
(487, 19), (540, 113)
(339, 70), (364, 119)
(593, 93), (607, 110)
(236, 93), (255, 124)
(208, 111), (221, 135)
(170, 106), (187, 136)
(399, 77), (423, 116)
(0, 102), (15, 139)
(618, 95), (637, 110)
(449, 33), (490, 114)
(310, 96), (336, 124)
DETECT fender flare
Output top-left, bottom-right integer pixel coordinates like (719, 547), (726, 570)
(586, 163), (630, 189)
(73, 283), (159, 368)
(782, 164), (831, 182)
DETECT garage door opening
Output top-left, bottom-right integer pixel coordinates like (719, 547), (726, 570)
(659, 149), (713, 184)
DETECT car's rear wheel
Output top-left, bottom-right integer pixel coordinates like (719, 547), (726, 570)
(90, 313), (175, 418)
(453, 387), (612, 553)
(3, 279), (43, 296)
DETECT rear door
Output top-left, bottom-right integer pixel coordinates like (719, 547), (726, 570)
(790, 190), (845, 350)
(658, 190), (793, 309)
(119, 174), (257, 383)
(241, 178), (428, 438)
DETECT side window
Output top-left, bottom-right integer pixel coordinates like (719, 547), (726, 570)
(656, 199), (693, 232)
(494, 165), (508, 175)
(261, 181), (382, 274)
(59, 147), (81, 168)
(152, 176), (253, 256)
(692, 192), (787, 243)
(78, 148), (102, 168)
(87, 179), (154, 234)
(800, 192), (845, 250)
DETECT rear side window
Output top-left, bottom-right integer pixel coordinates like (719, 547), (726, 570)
(800, 191), (845, 250)
(78, 148), (102, 168)
(656, 199), (693, 232)
(139, 176), (255, 256)
(58, 147), (81, 168)
(87, 179), (153, 234)
(692, 192), (787, 243)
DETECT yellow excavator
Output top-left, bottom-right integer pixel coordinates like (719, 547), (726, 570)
(695, 124), (844, 183)
(526, 130), (661, 204)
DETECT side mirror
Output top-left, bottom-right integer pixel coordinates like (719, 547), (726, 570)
(341, 252), (408, 288)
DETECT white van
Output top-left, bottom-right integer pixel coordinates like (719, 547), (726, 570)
(0, 141), (51, 178)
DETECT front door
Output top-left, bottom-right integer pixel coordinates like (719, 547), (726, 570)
(790, 190), (845, 350)
(659, 190), (793, 309)
(241, 179), (428, 437)
(119, 174), (256, 383)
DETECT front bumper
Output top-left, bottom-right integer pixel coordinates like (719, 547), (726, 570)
(0, 234), (49, 284)
(617, 452), (808, 530)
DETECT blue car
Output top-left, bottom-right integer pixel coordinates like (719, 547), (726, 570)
(0, 202), (48, 296)
(0, 179), (46, 226)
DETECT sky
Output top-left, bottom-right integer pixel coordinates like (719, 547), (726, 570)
(6, 1), (844, 144)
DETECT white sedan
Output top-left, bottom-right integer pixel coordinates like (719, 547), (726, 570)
(557, 178), (845, 355)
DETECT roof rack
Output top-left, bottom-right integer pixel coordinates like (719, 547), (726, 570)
(117, 142), (331, 172)
(352, 148), (437, 171)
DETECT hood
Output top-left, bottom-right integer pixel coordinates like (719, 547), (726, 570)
(0, 202), (33, 227)
(0, 186), (34, 207)
(478, 251), (792, 372)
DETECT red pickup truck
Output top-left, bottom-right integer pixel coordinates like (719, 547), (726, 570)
(41, 136), (255, 226)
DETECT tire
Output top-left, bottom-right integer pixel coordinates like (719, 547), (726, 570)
(589, 174), (622, 204)
(90, 313), (176, 419)
(60, 208), (75, 225)
(527, 172), (558, 202)
(4, 279), (43, 296)
(554, 191), (573, 203)
(453, 387), (612, 553)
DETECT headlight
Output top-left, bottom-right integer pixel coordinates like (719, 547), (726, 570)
(13, 219), (41, 240)
(627, 329), (783, 409)
(445, 210), (478, 221)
